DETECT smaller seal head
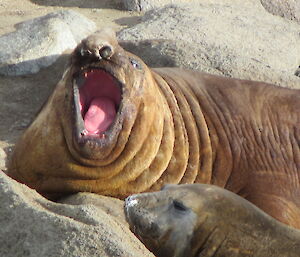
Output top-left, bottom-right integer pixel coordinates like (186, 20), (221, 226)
(125, 184), (198, 257)
(125, 184), (300, 257)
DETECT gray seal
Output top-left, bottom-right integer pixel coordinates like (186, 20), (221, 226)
(125, 184), (300, 257)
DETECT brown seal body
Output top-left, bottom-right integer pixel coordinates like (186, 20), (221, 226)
(125, 184), (300, 257)
(8, 29), (300, 228)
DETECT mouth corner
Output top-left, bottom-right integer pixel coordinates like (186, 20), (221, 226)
(72, 67), (123, 144)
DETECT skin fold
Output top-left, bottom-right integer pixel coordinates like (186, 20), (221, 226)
(125, 184), (300, 257)
(7, 28), (300, 229)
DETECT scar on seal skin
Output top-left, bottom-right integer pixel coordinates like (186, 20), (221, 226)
(125, 184), (300, 257)
(8, 28), (300, 230)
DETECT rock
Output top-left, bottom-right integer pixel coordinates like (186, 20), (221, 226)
(118, 3), (300, 88)
(122, 0), (185, 11)
(0, 171), (154, 257)
(261, 0), (300, 23)
(121, 0), (260, 12)
(0, 10), (96, 76)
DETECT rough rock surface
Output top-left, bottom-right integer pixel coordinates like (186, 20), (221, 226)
(0, 10), (96, 76)
(118, 3), (300, 88)
(0, 171), (154, 257)
(122, 0), (263, 12)
(261, 0), (300, 23)
(121, 0), (192, 11)
(122, 0), (300, 23)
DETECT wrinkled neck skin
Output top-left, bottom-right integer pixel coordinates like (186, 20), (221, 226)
(155, 68), (300, 228)
(155, 68), (300, 188)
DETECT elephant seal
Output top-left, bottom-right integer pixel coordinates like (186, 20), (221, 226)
(8, 28), (300, 228)
(125, 184), (300, 257)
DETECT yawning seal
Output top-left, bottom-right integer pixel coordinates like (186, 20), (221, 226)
(125, 184), (300, 257)
(8, 28), (300, 229)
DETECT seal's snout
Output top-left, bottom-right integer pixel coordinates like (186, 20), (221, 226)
(124, 195), (141, 228)
(125, 195), (139, 208)
(125, 195), (140, 217)
(78, 28), (117, 62)
(79, 43), (114, 61)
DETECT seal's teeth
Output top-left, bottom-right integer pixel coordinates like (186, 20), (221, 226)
(84, 72), (88, 78)
(101, 134), (106, 139)
(80, 129), (88, 136)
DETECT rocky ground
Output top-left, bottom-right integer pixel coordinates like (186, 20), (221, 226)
(0, 0), (299, 256)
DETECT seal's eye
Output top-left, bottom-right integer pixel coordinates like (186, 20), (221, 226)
(130, 58), (142, 70)
(172, 200), (188, 212)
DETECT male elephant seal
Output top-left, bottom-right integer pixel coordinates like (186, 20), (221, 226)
(8, 29), (300, 228)
(125, 184), (300, 257)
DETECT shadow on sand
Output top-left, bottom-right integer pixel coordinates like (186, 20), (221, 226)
(30, 0), (123, 9)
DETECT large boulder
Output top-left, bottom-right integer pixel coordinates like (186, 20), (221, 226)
(261, 0), (300, 24)
(122, 0), (300, 24)
(0, 10), (96, 76)
(0, 171), (154, 257)
(121, 0), (262, 12)
(118, 3), (300, 88)
(121, 0), (194, 11)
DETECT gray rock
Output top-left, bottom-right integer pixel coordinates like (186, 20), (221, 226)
(118, 3), (300, 88)
(121, 0), (300, 22)
(261, 0), (300, 23)
(0, 172), (154, 257)
(122, 0), (184, 11)
(121, 0), (260, 12)
(0, 10), (96, 76)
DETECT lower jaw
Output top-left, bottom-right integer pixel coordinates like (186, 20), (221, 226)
(70, 123), (120, 161)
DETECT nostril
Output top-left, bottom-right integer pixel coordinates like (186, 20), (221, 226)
(99, 45), (113, 59)
(80, 48), (92, 57)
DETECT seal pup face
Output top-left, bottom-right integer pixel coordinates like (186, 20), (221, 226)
(65, 28), (150, 161)
(125, 184), (199, 257)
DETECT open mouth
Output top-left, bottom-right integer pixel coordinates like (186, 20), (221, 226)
(73, 69), (122, 138)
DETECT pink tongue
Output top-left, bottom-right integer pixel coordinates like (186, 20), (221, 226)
(84, 97), (116, 134)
